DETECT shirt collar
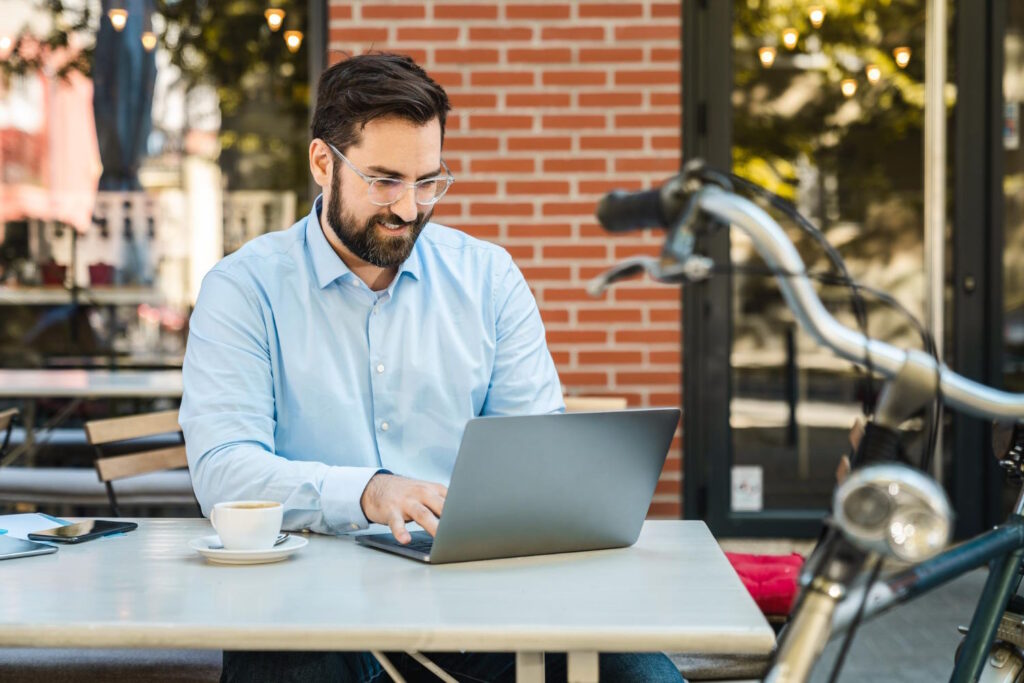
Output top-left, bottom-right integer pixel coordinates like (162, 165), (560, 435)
(306, 195), (422, 290)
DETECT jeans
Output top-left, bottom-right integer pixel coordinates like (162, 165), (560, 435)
(221, 650), (686, 682)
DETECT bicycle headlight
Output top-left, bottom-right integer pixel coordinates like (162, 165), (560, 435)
(833, 463), (952, 563)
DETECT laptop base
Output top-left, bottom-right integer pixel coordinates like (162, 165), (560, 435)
(355, 531), (433, 563)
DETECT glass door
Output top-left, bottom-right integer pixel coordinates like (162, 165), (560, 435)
(683, 1), (956, 536)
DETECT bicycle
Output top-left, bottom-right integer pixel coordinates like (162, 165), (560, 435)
(591, 160), (1024, 683)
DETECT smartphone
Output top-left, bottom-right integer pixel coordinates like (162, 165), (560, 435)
(27, 520), (138, 544)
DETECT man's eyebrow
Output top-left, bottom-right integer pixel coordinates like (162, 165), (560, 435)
(366, 165), (444, 181)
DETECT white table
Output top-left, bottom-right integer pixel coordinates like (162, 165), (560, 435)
(0, 519), (774, 682)
(0, 369), (182, 399)
(0, 286), (163, 307)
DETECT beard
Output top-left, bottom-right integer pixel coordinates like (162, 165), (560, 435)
(326, 168), (431, 268)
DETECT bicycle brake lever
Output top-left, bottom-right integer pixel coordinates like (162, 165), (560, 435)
(586, 258), (654, 297)
(586, 255), (716, 298)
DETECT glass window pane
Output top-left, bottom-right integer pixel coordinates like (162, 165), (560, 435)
(730, 0), (929, 511)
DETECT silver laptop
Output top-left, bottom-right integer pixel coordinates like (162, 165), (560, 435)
(354, 408), (680, 564)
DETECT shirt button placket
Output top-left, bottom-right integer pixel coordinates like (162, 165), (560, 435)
(367, 299), (390, 455)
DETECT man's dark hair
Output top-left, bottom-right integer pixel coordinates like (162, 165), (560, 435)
(312, 52), (451, 152)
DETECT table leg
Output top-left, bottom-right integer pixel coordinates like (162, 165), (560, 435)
(23, 399), (36, 467)
(2, 398), (82, 468)
(516, 651), (545, 683)
(0, 399), (37, 468)
(567, 651), (599, 683)
(371, 651), (407, 683)
(407, 651), (459, 683)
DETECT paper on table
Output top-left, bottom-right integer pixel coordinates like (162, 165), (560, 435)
(0, 513), (70, 540)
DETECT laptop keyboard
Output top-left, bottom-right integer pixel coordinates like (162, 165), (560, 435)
(399, 531), (435, 553)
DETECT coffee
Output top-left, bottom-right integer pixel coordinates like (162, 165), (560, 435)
(210, 500), (283, 550)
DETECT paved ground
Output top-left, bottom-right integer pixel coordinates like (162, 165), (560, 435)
(669, 558), (992, 682)
(810, 568), (989, 682)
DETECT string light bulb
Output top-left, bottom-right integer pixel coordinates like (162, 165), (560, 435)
(808, 5), (826, 29)
(264, 8), (286, 32)
(0, 36), (11, 52)
(893, 46), (911, 68)
(782, 28), (799, 50)
(284, 30), (303, 53)
(141, 31), (157, 51)
(841, 78), (857, 97)
(107, 8), (128, 31)
(758, 46), (777, 68)
(865, 63), (881, 84)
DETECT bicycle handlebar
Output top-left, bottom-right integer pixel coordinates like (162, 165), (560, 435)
(596, 175), (1024, 422)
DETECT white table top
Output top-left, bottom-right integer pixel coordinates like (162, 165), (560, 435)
(0, 286), (163, 306)
(0, 369), (183, 398)
(0, 519), (775, 655)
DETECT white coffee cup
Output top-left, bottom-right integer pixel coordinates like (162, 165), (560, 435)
(210, 500), (283, 550)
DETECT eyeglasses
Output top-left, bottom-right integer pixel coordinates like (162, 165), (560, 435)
(324, 141), (455, 207)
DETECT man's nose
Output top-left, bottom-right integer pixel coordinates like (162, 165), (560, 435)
(391, 190), (418, 223)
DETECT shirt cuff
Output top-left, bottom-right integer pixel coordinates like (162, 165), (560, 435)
(321, 466), (391, 532)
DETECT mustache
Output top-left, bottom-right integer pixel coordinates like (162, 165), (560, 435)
(371, 213), (422, 230)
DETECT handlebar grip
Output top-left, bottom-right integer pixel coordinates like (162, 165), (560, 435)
(596, 188), (667, 232)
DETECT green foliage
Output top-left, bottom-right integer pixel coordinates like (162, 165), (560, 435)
(0, 2), (96, 82)
(732, 0), (947, 349)
(154, 0), (311, 193)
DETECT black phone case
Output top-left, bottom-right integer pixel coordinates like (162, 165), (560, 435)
(28, 521), (138, 544)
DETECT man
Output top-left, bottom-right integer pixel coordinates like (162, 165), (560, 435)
(180, 52), (683, 683)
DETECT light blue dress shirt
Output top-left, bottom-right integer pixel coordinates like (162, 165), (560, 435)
(179, 197), (564, 534)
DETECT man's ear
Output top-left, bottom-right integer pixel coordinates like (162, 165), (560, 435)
(309, 140), (332, 189)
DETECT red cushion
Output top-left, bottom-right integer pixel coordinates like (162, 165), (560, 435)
(726, 552), (804, 616)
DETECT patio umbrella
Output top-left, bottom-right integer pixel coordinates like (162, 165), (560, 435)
(92, 0), (156, 191)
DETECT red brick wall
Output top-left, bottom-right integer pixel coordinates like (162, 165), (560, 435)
(327, 0), (683, 517)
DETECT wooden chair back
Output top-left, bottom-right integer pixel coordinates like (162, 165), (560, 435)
(563, 396), (629, 412)
(84, 410), (188, 516)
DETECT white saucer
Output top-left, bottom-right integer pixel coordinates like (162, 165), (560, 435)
(189, 534), (308, 565)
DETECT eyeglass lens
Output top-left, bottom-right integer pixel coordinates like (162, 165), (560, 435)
(369, 178), (450, 206)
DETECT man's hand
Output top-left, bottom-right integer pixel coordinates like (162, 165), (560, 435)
(360, 473), (447, 544)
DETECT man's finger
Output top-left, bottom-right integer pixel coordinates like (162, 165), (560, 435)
(388, 511), (411, 544)
(408, 502), (440, 537)
(422, 491), (445, 518)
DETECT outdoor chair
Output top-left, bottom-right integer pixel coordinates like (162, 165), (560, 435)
(84, 409), (196, 517)
(563, 395), (629, 412)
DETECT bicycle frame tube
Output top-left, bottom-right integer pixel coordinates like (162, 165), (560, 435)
(951, 494), (1024, 682)
(833, 518), (1024, 635)
(950, 536), (1024, 682)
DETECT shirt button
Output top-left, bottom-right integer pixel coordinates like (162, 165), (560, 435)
(380, 421), (390, 432)
(349, 523), (359, 530)
(376, 363), (385, 374)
